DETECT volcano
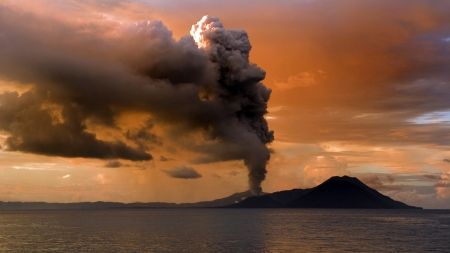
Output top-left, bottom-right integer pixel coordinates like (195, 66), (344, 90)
(224, 176), (422, 209)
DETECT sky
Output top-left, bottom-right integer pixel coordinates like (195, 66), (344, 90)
(0, 0), (449, 208)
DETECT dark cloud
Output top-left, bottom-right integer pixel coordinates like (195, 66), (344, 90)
(124, 119), (162, 150)
(0, 7), (272, 193)
(0, 91), (151, 161)
(163, 165), (202, 179)
(444, 159), (450, 163)
(159, 156), (174, 162)
(104, 160), (122, 168)
(361, 175), (404, 191)
(423, 174), (440, 181)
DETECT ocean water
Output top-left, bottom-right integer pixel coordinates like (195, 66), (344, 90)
(0, 209), (449, 252)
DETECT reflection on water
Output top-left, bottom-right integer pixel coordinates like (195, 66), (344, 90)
(0, 209), (449, 252)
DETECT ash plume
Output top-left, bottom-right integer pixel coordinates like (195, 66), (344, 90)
(190, 16), (274, 194)
(0, 7), (273, 194)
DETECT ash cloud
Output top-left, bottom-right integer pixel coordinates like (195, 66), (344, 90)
(0, 7), (272, 193)
(163, 165), (202, 179)
(189, 16), (273, 194)
(0, 91), (151, 161)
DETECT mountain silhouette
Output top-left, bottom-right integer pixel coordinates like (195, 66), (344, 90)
(225, 176), (421, 209)
(0, 176), (421, 209)
(0, 191), (256, 210)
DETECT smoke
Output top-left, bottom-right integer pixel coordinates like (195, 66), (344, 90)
(190, 16), (274, 194)
(0, 7), (273, 194)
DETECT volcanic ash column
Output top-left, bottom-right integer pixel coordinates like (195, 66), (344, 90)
(190, 16), (274, 195)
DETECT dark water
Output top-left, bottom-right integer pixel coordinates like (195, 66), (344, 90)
(0, 209), (449, 252)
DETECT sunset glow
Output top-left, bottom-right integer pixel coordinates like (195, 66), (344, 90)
(0, 0), (449, 208)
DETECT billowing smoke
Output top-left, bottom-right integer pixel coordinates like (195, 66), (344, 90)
(0, 7), (273, 194)
(190, 16), (274, 194)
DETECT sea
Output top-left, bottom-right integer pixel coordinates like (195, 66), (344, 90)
(0, 209), (449, 252)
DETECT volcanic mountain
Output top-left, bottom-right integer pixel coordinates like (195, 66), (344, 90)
(224, 176), (421, 209)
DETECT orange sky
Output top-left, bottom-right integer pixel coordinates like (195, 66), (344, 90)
(0, 0), (449, 208)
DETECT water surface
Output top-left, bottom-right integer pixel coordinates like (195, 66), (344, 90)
(0, 209), (449, 252)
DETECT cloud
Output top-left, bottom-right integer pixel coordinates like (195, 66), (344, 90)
(211, 173), (222, 179)
(416, 172), (450, 199)
(104, 160), (122, 168)
(159, 156), (175, 162)
(444, 159), (450, 163)
(360, 175), (404, 191)
(228, 171), (240, 177)
(163, 165), (202, 179)
(0, 91), (152, 161)
(386, 175), (395, 184)
(124, 119), (162, 151)
(303, 155), (348, 185)
(423, 174), (440, 181)
(385, 190), (444, 209)
(434, 182), (450, 188)
(273, 71), (324, 90)
(434, 172), (450, 198)
(62, 174), (70, 179)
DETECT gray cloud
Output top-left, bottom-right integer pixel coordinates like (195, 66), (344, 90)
(361, 175), (404, 191)
(124, 119), (162, 151)
(163, 165), (202, 179)
(423, 174), (440, 181)
(159, 156), (174, 162)
(104, 160), (122, 168)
